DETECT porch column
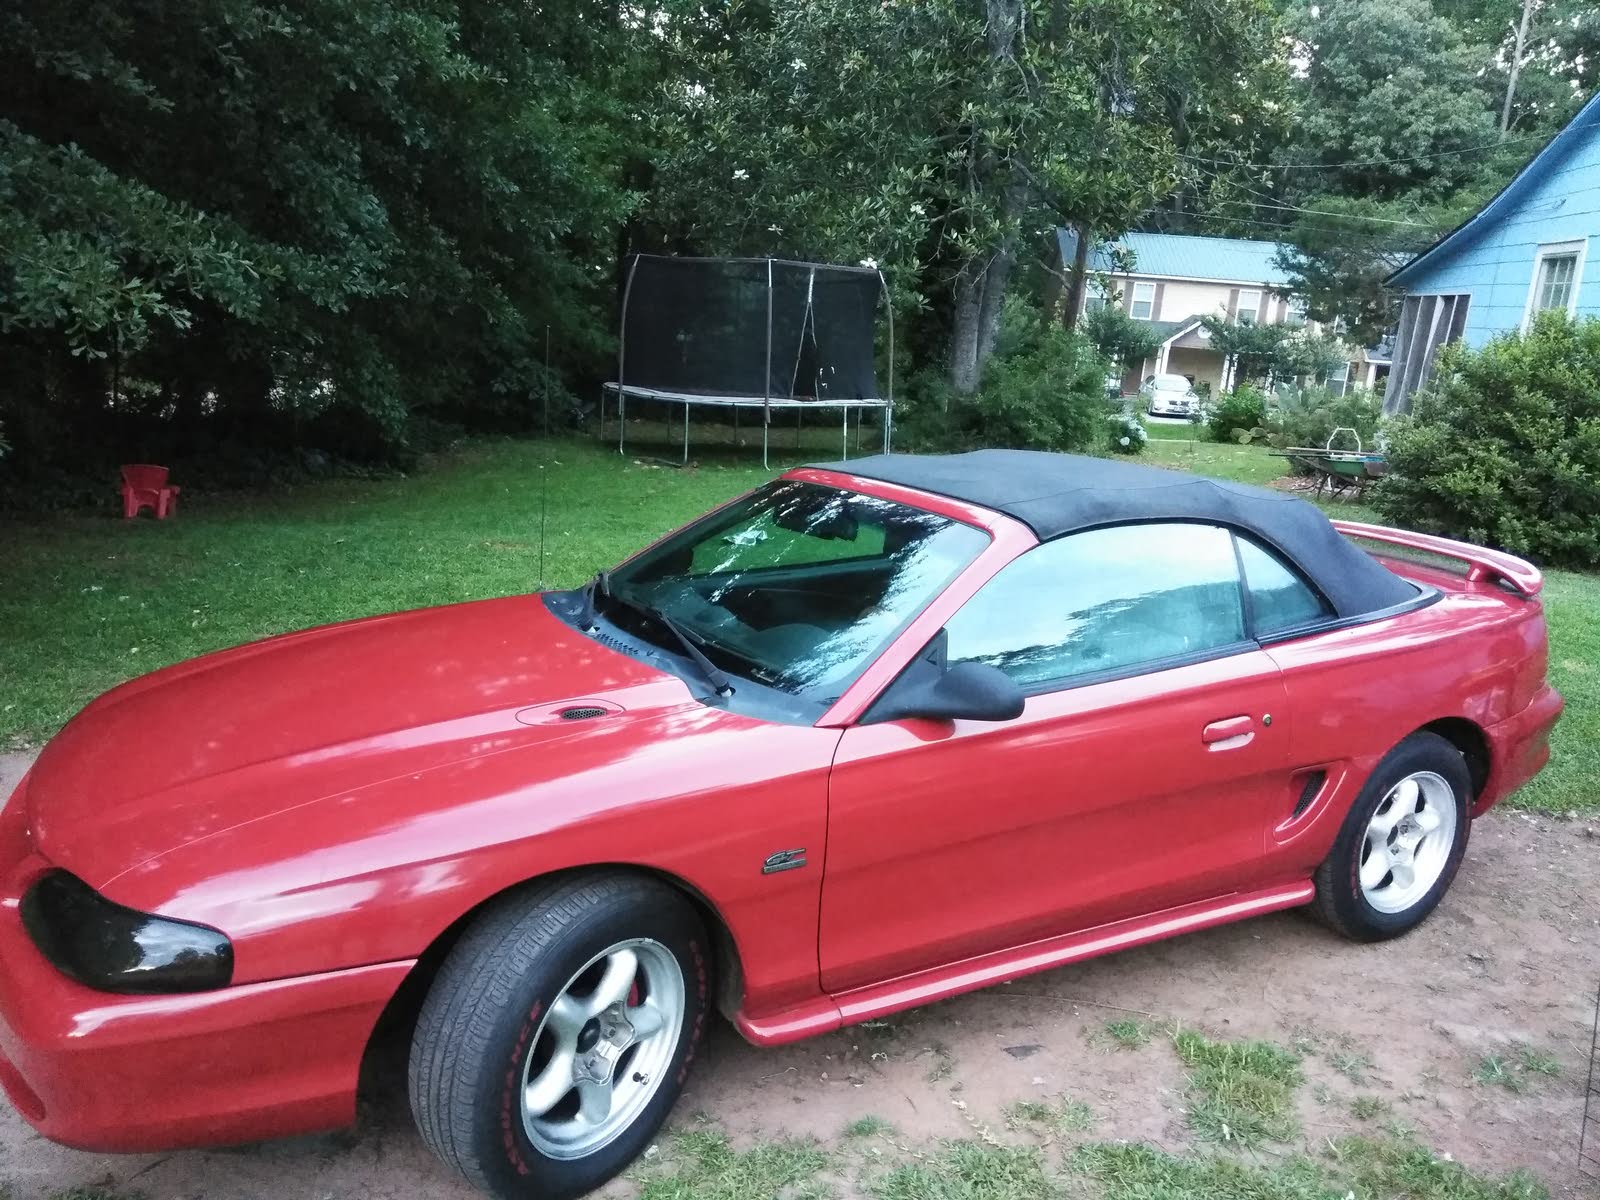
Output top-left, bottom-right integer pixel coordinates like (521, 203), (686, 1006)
(1155, 340), (1171, 375)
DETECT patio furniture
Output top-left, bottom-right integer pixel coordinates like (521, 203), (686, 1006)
(120, 464), (180, 519)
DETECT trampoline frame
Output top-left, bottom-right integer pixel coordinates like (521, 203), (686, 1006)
(603, 255), (894, 469)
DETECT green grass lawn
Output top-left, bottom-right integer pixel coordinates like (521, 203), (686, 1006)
(1, 432), (1592, 815)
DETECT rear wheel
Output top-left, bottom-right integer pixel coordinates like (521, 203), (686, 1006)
(1311, 732), (1471, 941)
(408, 874), (710, 1200)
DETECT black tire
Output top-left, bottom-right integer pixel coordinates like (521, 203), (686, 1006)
(408, 874), (711, 1200)
(1311, 732), (1472, 942)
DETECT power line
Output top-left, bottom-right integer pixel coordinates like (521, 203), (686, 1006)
(1214, 198), (1436, 227)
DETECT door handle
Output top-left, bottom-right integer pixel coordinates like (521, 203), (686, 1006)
(1202, 715), (1256, 750)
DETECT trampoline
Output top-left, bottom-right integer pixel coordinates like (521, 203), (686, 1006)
(602, 255), (894, 467)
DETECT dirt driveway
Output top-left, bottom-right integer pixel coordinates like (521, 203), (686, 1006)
(1, 748), (1597, 1199)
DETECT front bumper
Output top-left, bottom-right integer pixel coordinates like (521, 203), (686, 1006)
(0, 775), (412, 1152)
(1477, 683), (1564, 814)
(1147, 400), (1198, 417)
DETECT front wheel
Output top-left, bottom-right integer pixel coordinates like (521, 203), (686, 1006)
(1311, 732), (1472, 941)
(408, 874), (711, 1200)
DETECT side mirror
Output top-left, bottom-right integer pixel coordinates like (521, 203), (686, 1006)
(868, 659), (1026, 724)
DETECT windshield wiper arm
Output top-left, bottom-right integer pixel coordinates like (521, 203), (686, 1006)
(578, 569), (609, 629)
(594, 584), (734, 698)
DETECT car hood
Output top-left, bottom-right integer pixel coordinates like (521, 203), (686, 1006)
(24, 595), (690, 886)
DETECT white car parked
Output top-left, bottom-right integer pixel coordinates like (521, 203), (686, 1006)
(1140, 373), (1202, 418)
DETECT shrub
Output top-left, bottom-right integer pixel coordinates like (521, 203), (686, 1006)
(1208, 384), (1267, 443)
(896, 299), (1110, 453)
(1265, 385), (1381, 452)
(1106, 407), (1148, 454)
(1375, 313), (1600, 565)
(972, 304), (1110, 451)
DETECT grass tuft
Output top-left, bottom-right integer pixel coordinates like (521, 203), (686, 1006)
(1005, 1097), (1096, 1136)
(1514, 1043), (1561, 1077)
(1328, 1046), (1374, 1085)
(640, 1130), (833, 1200)
(873, 1141), (1055, 1200)
(1172, 1029), (1302, 1146)
(1350, 1095), (1390, 1120)
(846, 1115), (893, 1139)
(1473, 1055), (1525, 1093)
(1103, 1019), (1152, 1050)
(1075, 1134), (1547, 1200)
(1474, 1044), (1560, 1092)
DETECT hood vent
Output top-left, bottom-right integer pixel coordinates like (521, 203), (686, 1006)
(515, 699), (625, 727)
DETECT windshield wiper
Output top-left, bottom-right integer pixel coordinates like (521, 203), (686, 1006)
(578, 569), (609, 629)
(591, 580), (734, 698)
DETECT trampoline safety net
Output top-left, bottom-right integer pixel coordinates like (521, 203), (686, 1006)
(620, 256), (883, 402)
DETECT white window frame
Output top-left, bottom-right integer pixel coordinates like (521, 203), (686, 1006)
(1522, 238), (1587, 330)
(1236, 289), (1263, 325)
(1082, 281), (1111, 316)
(1286, 295), (1309, 327)
(1130, 282), (1156, 321)
(1325, 358), (1351, 395)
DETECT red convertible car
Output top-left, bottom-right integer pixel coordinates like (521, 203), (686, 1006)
(0, 451), (1562, 1199)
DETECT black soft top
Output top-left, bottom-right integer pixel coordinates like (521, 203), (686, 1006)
(815, 449), (1416, 619)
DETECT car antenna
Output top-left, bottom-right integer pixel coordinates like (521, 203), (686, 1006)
(538, 323), (551, 591)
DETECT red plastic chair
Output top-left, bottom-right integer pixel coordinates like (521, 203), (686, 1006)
(120, 464), (180, 519)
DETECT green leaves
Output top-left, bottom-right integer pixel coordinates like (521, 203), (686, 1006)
(1, 0), (638, 450)
(1376, 314), (1600, 565)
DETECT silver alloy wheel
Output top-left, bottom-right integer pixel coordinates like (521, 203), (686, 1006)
(520, 937), (685, 1160)
(1359, 770), (1457, 914)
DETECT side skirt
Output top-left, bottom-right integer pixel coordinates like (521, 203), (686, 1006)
(734, 881), (1314, 1047)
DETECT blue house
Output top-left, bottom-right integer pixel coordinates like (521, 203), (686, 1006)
(1385, 90), (1600, 412)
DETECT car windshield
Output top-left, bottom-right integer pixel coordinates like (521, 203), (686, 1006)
(1153, 376), (1190, 391)
(606, 480), (988, 701)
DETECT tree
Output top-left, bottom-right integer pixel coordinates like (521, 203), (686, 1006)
(0, 0), (640, 462)
(1081, 305), (1160, 375)
(1272, 195), (1466, 344)
(649, 0), (1286, 394)
(1201, 316), (1346, 385)
(1280, 0), (1499, 202)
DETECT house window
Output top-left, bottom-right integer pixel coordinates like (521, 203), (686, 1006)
(1130, 282), (1156, 320)
(1083, 282), (1110, 316)
(1325, 359), (1351, 396)
(1525, 240), (1585, 325)
(1236, 290), (1262, 325)
(1286, 295), (1308, 327)
(1386, 293), (1471, 412)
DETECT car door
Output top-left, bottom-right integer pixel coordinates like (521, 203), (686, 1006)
(818, 522), (1294, 995)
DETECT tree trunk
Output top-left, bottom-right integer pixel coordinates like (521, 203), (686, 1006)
(949, 259), (987, 396)
(975, 242), (1015, 366)
(1061, 223), (1092, 331)
(1500, 0), (1535, 135)
(947, 0), (1025, 397)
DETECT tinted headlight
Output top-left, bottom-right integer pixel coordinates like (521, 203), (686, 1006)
(20, 871), (233, 994)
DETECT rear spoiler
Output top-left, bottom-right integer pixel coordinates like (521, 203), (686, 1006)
(1332, 520), (1544, 598)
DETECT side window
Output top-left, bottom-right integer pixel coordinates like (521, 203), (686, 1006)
(1236, 537), (1328, 636)
(945, 524), (1246, 689)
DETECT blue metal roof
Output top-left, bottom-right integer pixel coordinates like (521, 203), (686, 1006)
(1055, 229), (1294, 287)
(1387, 89), (1600, 287)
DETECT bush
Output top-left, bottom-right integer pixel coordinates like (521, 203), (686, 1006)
(896, 299), (1110, 453)
(1208, 384), (1267, 443)
(1265, 385), (1382, 452)
(1106, 407), (1148, 454)
(1375, 314), (1600, 565)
